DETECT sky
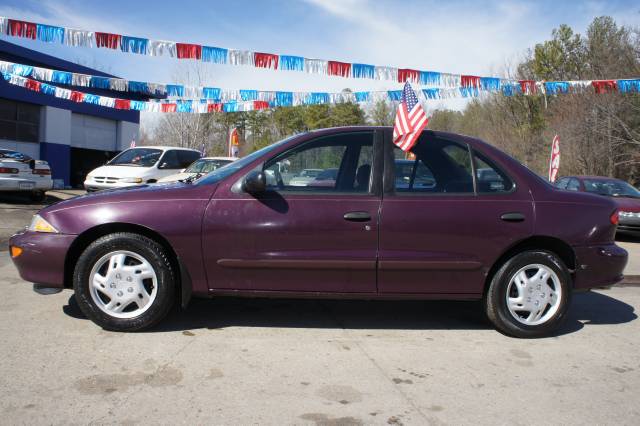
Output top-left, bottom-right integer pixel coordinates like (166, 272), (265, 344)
(1, 0), (639, 120)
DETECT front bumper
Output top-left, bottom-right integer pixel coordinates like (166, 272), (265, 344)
(9, 231), (76, 288)
(618, 214), (640, 236)
(83, 180), (136, 192)
(0, 177), (53, 192)
(573, 243), (628, 289)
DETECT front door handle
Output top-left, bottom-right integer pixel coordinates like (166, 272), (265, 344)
(344, 211), (371, 222)
(500, 212), (526, 222)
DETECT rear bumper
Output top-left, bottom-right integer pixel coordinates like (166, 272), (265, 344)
(573, 243), (628, 289)
(0, 177), (52, 192)
(9, 231), (76, 288)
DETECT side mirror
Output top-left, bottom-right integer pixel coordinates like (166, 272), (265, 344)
(242, 170), (266, 194)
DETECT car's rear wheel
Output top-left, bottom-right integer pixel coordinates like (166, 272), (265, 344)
(73, 232), (175, 331)
(485, 250), (572, 338)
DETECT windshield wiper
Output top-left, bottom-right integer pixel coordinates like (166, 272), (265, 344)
(181, 173), (204, 184)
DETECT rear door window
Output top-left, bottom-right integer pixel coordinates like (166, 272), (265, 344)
(474, 153), (514, 193)
(392, 136), (473, 194)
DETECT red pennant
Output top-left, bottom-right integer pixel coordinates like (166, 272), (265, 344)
(461, 75), (481, 88)
(519, 80), (537, 94)
(8, 20), (37, 39)
(254, 52), (279, 69)
(70, 91), (85, 102)
(95, 32), (122, 49)
(398, 69), (420, 83)
(207, 103), (223, 113)
(253, 100), (270, 110)
(162, 103), (177, 113)
(25, 79), (41, 92)
(592, 80), (617, 94)
(327, 61), (351, 77)
(176, 43), (202, 59)
(114, 99), (131, 110)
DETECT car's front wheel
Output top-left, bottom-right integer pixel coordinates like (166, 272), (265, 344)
(485, 250), (572, 338)
(73, 232), (176, 331)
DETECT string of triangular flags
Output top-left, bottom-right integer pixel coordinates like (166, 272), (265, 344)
(4, 67), (639, 114)
(0, 15), (510, 87)
(2, 60), (639, 112)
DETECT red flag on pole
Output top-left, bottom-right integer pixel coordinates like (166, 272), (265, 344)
(548, 135), (560, 182)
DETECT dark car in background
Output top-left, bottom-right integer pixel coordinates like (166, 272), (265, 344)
(556, 176), (640, 237)
(9, 127), (627, 337)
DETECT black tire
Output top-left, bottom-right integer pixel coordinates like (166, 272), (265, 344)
(73, 232), (176, 331)
(484, 250), (572, 338)
(29, 191), (46, 202)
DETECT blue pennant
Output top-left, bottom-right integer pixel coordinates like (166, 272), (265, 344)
(240, 90), (258, 101)
(354, 92), (370, 102)
(36, 24), (64, 43)
(387, 90), (403, 101)
(202, 46), (228, 64)
(202, 87), (221, 100)
(352, 64), (375, 79)
(40, 83), (56, 96)
(83, 94), (100, 105)
(544, 82), (569, 95)
(501, 84), (521, 97)
(130, 100), (146, 111)
(279, 55), (304, 71)
(11, 64), (33, 77)
(617, 79), (640, 93)
(223, 101), (239, 112)
(89, 76), (110, 89)
(309, 92), (329, 104)
(420, 71), (440, 86)
(176, 100), (192, 113)
(51, 71), (72, 85)
(120, 36), (148, 54)
(423, 88), (440, 99)
(480, 77), (501, 91)
(275, 91), (293, 107)
(166, 84), (185, 97)
(127, 81), (150, 94)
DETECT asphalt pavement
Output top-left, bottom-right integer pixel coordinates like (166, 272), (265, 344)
(1, 191), (639, 424)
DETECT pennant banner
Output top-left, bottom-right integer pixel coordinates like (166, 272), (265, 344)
(3, 70), (640, 114)
(0, 15), (512, 87)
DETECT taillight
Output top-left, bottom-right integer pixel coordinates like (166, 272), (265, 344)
(610, 210), (619, 225)
(0, 167), (19, 174)
(32, 169), (51, 175)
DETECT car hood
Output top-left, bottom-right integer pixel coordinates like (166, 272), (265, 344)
(41, 181), (216, 215)
(158, 172), (192, 183)
(87, 165), (153, 178)
(612, 196), (640, 212)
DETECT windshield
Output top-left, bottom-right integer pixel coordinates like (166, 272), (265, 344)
(197, 135), (299, 185)
(185, 159), (233, 174)
(583, 179), (640, 198)
(108, 148), (163, 167)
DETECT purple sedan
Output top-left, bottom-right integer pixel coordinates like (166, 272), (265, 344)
(9, 127), (628, 337)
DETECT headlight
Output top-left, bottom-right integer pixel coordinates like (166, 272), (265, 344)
(121, 177), (143, 183)
(28, 215), (59, 233)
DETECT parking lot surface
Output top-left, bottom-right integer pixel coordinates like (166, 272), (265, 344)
(1, 192), (639, 424)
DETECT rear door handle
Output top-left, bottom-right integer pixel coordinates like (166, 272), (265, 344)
(500, 212), (525, 222)
(344, 211), (371, 222)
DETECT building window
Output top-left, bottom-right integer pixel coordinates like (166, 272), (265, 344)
(0, 99), (40, 143)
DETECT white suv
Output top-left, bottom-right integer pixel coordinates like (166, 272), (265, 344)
(84, 146), (201, 192)
(0, 149), (52, 201)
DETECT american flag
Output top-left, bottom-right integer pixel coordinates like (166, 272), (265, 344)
(393, 82), (428, 152)
(130, 139), (136, 148)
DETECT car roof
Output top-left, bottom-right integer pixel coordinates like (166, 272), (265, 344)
(201, 157), (236, 161)
(130, 146), (201, 152)
(572, 176), (626, 182)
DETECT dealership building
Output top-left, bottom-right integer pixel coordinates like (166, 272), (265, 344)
(0, 40), (155, 188)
